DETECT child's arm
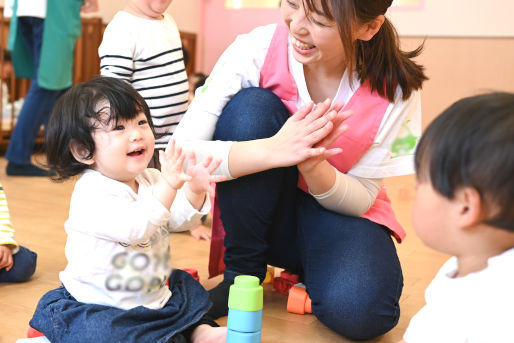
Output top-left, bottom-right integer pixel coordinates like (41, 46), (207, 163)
(166, 152), (225, 232)
(183, 153), (225, 211)
(153, 139), (192, 210)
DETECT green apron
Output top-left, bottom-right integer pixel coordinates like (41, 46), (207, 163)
(7, 0), (83, 90)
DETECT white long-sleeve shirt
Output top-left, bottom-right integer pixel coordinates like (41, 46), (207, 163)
(403, 248), (514, 342)
(59, 169), (210, 310)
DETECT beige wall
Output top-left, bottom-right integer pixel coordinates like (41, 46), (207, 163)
(389, 0), (514, 37)
(401, 36), (514, 128)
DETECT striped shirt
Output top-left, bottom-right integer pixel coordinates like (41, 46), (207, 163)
(99, 11), (188, 149)
(0, 184), (19, 253)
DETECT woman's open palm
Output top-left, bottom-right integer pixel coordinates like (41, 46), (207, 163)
(271, 99), (351, 168)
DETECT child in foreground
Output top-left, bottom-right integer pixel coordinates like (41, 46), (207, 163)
(402, 92), (514, 342)
(29, 77), (226, 343)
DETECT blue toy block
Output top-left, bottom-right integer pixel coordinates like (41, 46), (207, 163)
(226, 329), (261, 343)
(227, 308), (262, 333)
(226, 275), (263, 343)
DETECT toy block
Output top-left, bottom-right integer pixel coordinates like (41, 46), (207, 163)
(262, 266), (274, 284)
(287, 284), (312, 315)
(27, 328), (44, 338)
(272, 270), (299, 295)
(227, 275), (263, 343)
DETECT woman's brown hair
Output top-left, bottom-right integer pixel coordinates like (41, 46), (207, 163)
(303, 0), (428, 101)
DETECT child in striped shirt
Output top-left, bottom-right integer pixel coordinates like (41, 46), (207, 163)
(0, 183), (37, 283)
(99, 0), (188, 170)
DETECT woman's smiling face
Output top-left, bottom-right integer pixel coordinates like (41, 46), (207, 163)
(281, 0), (345, 67)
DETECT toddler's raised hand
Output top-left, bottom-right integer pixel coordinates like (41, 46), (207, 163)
(159, 139), (192, 190)
(185, 152), (226, 197)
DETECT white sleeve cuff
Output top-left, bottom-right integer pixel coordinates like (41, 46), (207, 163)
(168, 188), (211, 232)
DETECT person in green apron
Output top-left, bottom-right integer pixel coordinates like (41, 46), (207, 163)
(5, 0), (98, 176)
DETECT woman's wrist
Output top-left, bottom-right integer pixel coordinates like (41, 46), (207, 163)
(228, 138), (277, 178)
(301, 162), (336, 195)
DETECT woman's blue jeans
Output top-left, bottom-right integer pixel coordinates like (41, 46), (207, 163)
(6, 17), (66, 165)
(214, 88), (403, 340)
(0, 246), (37, 283)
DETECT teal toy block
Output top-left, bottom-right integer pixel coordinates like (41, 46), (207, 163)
(226, 275), (263, 343)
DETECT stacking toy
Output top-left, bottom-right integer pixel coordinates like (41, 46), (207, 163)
(226, 275), (263, 343)
(287, 284), (312, 315)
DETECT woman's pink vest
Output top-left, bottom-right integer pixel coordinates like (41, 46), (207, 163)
(208, 23), (405, 278)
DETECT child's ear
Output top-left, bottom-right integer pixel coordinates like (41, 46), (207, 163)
(70, 141), (95, 165)
(355, 15), (385, 41)
(454, 187), (483, 229)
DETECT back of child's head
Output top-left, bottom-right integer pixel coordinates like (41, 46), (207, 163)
(46, 76), (154, 181)
(415, 92), (514, 232)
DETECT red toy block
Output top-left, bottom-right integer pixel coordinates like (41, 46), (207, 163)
(287, 285), (312, 315)
(27, 327), (45, 338)
(272, 270), (299, 295)
(183, 268), (200, 281)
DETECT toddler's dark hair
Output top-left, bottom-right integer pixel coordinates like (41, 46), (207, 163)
(415, 92), (514, 232)
(45, 76), (155, 181)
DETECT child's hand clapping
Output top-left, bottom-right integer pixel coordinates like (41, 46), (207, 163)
(185, 152), (225, 196)
(183, 152), (226, 211)
(159, 139), (192, 190)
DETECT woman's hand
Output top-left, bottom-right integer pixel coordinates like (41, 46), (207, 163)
(297, 104), (352, 174)
(268, 98), (351, 168)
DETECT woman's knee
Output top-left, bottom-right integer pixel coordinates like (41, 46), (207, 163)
(214, 87), (289, 141)
(311, 288), (400, 340)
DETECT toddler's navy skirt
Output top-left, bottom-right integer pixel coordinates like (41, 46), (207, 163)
(30, 269), (214, 343)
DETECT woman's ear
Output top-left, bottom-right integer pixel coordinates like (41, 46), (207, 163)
(454, 187), (483, 230)
(355, 15), (385, 41)
(70, 141), (95, 165)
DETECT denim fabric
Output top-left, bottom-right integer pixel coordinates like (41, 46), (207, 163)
(0, 246), (37, 283)
(6, 17), (66, 165)
(30, 269), (213, 343)
(214, 87), (404, 340)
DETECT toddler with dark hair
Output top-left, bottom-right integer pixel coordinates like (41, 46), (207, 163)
(30, 76), (226, 343)
(402, 92), (514, 342)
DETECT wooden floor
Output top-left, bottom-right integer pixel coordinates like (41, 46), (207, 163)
(0, 156), (449, 343)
